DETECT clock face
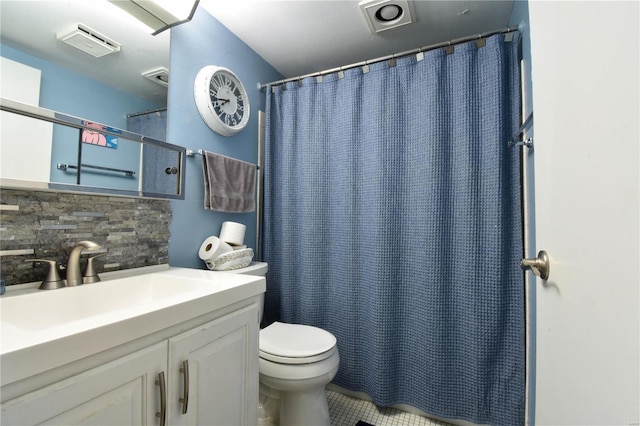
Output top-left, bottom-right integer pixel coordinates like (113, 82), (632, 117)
(194, 66), (250, 136)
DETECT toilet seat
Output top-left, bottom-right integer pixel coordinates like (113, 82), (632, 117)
(260, 321), (337, 365)
(260, 345), (338, 364)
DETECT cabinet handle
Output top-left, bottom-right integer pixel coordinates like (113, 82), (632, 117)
(155, 371), (167, 426)
(179, 360), (190, 414)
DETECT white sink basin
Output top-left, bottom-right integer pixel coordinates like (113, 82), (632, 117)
(3, 273), (211, 330)
(0, 266), (265, 386)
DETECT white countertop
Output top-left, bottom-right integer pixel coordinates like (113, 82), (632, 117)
(0, 266), (265, 387)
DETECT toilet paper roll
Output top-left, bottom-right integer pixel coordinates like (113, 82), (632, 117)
(198, 236), (233, 261)
(219, 221), (246, 246)
(204, 259), (216, 270)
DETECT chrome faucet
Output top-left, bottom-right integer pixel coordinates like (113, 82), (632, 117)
(66, 241), (101, 286)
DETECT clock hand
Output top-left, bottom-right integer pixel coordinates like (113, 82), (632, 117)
(214, 97), (230, 105)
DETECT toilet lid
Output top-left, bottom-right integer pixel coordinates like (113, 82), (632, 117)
(260, 322), (337, 360)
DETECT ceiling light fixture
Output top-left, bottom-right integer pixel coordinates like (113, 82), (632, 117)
(107, 0), (200, 35)
(359, 0), (414, 33)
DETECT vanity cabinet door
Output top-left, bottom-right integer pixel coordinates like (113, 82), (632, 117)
(168, 303), (259, 426)
(1, 342), (168, 426)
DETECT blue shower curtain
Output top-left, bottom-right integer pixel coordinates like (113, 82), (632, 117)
(262, 34), (523, 426)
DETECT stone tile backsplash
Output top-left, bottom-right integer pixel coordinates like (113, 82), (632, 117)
(0, 189), (171, 286)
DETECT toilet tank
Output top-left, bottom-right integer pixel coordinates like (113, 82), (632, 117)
(229, 262), (268, 277)
(218, 262), (268, 323)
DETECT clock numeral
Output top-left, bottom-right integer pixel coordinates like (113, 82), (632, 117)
(217, 111), (239, 127)
(225, 114), (232, 125)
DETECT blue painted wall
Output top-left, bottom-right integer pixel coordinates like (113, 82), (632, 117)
(166, 8), (282, 269)
(1, 44), (162, 190)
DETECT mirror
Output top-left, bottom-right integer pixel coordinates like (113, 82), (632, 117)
(0, 0), (175, 197)
(1, 98), (186, 199)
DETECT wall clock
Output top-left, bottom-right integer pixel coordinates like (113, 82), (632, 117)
(194, 65), (250, 136)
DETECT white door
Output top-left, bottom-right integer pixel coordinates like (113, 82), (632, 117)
(528, 2), (639, 425)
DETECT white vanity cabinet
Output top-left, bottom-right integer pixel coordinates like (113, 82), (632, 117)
(1, 302), (260, 426)
(168, 304), (259, 425)
(1, 342), (167, 425)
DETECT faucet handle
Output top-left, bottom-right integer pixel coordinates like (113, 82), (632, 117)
(83, 253), (106, 284)
(26, 259), (66, 290)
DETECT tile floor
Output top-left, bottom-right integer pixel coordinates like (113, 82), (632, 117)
(327, 390), (452, 426)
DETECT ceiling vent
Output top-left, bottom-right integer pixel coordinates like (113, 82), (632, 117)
(56, 24), (121, 58)
(359, 0), (414, 33)
(142, 67), (169, 88)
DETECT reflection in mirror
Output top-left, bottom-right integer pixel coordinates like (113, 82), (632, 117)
(52, 121), (141, 190)
(0, 98), (185, 199)
(0, 0), (170, 111)
(0, 0), (172, 196)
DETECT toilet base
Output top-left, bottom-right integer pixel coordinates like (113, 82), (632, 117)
(261, 383), (331, 426)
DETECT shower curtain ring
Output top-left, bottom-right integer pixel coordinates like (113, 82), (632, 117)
(446, 41), (454, 55)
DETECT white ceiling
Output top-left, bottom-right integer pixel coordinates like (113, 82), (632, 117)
(0, 0), (515, 103)
(201, 0), (516, 79)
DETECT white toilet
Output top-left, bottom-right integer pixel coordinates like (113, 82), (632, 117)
(222, 262), (340, 426)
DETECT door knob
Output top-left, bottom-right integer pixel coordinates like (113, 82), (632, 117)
(521, 250), (550, 280)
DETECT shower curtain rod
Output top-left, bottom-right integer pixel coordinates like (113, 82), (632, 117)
(127, 107), (167, 118)
(258, 25), (520, 90)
